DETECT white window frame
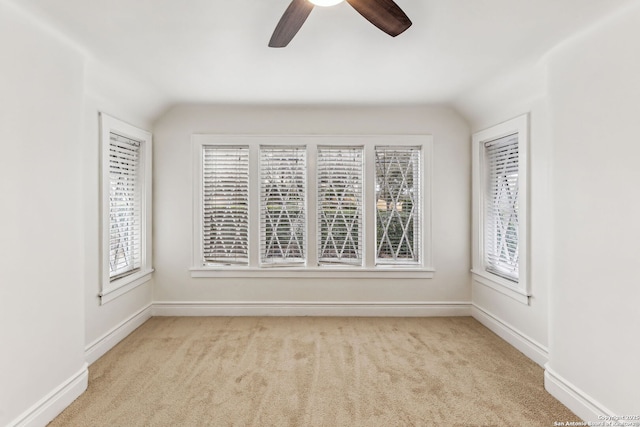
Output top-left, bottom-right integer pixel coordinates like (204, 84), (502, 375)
(191, 135), (433, 278)
(100, 113), (153, 304)
(472, 114), (529, 304)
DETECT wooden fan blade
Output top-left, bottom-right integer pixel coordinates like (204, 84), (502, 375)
(269, 0), (314, 48)
(345, 0), (412, 37)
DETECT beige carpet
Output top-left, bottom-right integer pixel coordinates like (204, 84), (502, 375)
(50, 317), (579, 426)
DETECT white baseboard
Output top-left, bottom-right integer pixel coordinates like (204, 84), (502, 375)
(545, 365), (614, 421)
(85, 303), (152, 365)
(471, 303), (548, 367)
(9, 363), (88, 427)
(152, 301), (472, 317)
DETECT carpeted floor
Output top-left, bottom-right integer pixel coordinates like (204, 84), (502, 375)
(49, 317), (579, 426)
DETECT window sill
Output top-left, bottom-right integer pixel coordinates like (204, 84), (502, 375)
(190, 267), (435, 279)
(471, 269), (529, 305)
(100, 268), (154, 305)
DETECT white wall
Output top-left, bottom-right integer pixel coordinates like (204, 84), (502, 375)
(0, 1), (169, 423)
(152, 105), (471, 310)
(455, 62), (554, 365)
(458, 0), (640, 418)
(0, 2), (86, 425)
(81, 57), (164, 362)
(545, 2), (640, 417)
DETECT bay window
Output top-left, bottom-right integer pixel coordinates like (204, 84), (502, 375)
(191, 135), (433, 278)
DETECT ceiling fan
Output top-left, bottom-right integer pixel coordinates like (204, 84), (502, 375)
(269, 0), (412, 48)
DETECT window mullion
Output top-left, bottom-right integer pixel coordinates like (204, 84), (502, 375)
(248, 144), (260, 268)
(307, 143), (318, 267)
(363, 145), (376, 268)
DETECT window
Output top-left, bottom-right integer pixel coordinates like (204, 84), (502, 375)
(472, 115), (528, 304)
(108, 134), (142, 279)
(317, 146), (363, 265)
(260, 146), (307, 265)
(100, 113), (153, 304)
(375, 146), (421, 265)
(192, 135), (433, 278)
(484, 135), (519, 281)
(202, 146), (249, 266)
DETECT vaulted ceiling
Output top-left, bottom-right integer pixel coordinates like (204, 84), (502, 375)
(15, 0), (634, 105)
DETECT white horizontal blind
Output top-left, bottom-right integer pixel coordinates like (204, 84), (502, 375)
(202, 146), (249, 265)
(375, 146), (421, 264)
(317, 146), (364, 265)
(260, 146), (306, 265)
(109, 133), (142, 279)
(484, 134), (519, 281)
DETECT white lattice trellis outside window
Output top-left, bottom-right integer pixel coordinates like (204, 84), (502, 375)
(317, 146), (363, 265)
(471, 114), (529, 304)
(191, 135), (433, 278)
(484, 135), (519, 281)
(260, 146), (307, 265)
(100, 113), (153, 304)
(108, 134), (142, 279)
(375, 146), (421, 264)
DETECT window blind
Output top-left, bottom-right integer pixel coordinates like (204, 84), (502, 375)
(260, 146), (306, 265)
(484, 134), (519, 282)
(202, 146), (249, 265)
(375, 146), (421, 264)
(317, 146), (363, 265)
(109, 133), (142, 279)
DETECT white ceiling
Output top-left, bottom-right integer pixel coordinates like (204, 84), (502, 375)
(15, 0), (633, 105)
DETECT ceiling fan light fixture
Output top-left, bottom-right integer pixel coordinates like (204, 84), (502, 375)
(308, 0), (344, 7)
(269, 0), (412, 47)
